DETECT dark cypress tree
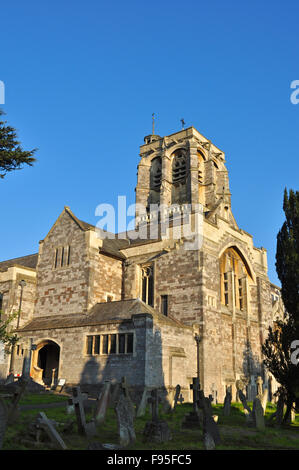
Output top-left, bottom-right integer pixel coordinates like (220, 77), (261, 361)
(0, 108), (36, 179)
(262, 188), (299, 420)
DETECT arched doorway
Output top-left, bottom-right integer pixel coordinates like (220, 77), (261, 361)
(31, 340), (60, 387)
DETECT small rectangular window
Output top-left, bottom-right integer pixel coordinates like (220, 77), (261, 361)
(54, 248), (58, 269)
(61, 247), (64, 267)
(110, 334), (117, 354)
(102, 335), (109, 354)
(67, 245), (71, 265)
(94, 335), (101, 355)
(119, 334), (126, 354)
(161, 295), (168, 316)
(86, 336), (93, 355)
(126, 333), (134, 354)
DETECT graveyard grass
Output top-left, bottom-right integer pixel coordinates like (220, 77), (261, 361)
(2, 392), (299, 450)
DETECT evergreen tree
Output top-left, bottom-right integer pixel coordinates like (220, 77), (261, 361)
(0, 108), (36, 179)
(262, 188), (299, 419)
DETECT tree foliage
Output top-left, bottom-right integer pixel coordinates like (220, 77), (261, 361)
(0, 311), (18, 348)
(262, 188), (299, 417)
(0, 108), (36, 179)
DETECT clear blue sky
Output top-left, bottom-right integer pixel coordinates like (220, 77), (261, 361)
(1, 0), (299, 286)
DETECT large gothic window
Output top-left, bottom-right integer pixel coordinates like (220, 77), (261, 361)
(220, 247), (250, 311)
(171, 149), (189, 205)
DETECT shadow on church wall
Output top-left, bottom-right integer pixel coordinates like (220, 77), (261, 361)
(77, 316), (168, 404)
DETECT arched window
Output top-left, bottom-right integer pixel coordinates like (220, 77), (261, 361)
(150, 157), (162, 190)
(171, 149), (189, 204)
(220, 247), (251, 311)
(172, 150), (187, 183)
(148, 157), (162, 207)
(141, 265), (154, 306)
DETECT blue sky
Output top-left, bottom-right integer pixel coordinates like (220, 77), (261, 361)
(0, 0), (299, 286)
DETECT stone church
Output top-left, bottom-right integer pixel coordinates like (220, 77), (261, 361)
(0, 126), (284, 402)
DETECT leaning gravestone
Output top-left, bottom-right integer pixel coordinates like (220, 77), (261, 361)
(223, 387), (232, 416)
(238, 389), (254, 425)
(137, 387), (149, 418)
(143, 389), (172, 443)
(115, 390), (136, 447)
(36, 412), (67, 449)
(94, 381), (111, 425)
(0, 398), (8, 450)
(172, 384), (181, 411)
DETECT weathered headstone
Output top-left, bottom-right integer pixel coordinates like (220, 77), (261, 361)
(94, 380), (111, 424)
(238, 389), (254, 424)
(143, 389), (172, 443)
(69, 386), (96, 437)
(172, 384), (181, 411)
(252, 397), (265, 430)
(36, 412), (67, 449)
(120, 376), (135, 416)
(0, 398), (7, 450)
(198, 390), (221, 449)
(182, 378), (201, 429)
(223, 387), (232, 416)
(261, 388), (268, 413)
(256, 376), (263, 398)
(115, 391), (136, 447)
(137, 387), (149, 417)
(57, 378), (66, 393)
(178, 393), (185, 405)
(7, 377), (28, 424)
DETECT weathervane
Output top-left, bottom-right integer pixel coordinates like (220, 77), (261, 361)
(180, 118), (185, 129)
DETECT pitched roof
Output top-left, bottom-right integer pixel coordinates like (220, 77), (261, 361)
(18, 298), (186, 332)
(0, 253), (38, 272)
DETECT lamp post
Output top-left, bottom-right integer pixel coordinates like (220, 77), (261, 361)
(9, 279), (26, 375)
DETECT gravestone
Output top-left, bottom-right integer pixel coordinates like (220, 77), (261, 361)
(115, 390), (136, 447)
(238, 389), (254, 425)
(7, 377), (28, 424)
(120, 376), (135, 417)
(252, 397), (265, 430)
(178, 393), (184, 405)
(0, 398), (7, 450)
(172, 384), (181, 411)
(36, 412), (67, 449)
(261, 388), (268, 413)
(137, 387), (149, 417)
(143, 389), (172, 443)
(94, 380), (111, 424)
(197, 390), (221, 449)
(223, 387), (232, 416)
(57, 379), (66, 393)
(182, 378), (201, 429)
(4, 374), (14, 386)
(110, 382), (121, 407)
(268, 394), (284, 426)
(69, 386), (96, 437)
(256, 376), (263, 398)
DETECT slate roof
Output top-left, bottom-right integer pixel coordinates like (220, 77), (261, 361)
(0, 253), (38, 272)
(18, 298), (186, 332)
